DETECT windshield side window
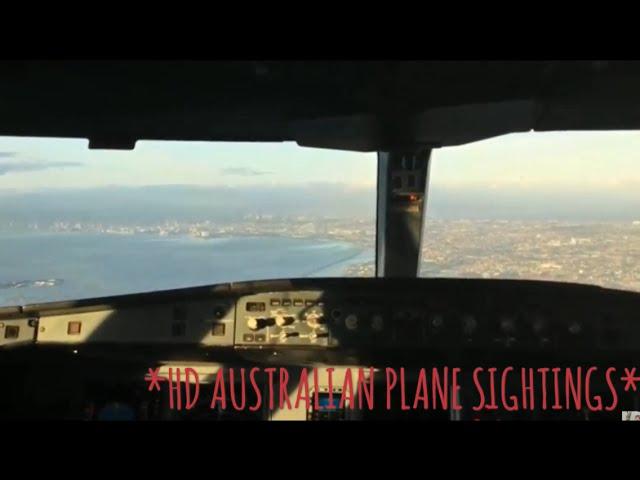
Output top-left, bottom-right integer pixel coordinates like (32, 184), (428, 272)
(421, 131), (640, 293)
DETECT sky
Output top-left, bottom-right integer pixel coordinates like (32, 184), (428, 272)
(431, 130), (640, 192)
(0, 138), (377, 191)
(1, 131), (640, 192)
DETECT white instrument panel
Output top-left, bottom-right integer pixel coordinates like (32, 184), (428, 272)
(33, 299), (235, 346)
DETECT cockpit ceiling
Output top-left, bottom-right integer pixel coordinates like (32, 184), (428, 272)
(2, 61), (640, 150)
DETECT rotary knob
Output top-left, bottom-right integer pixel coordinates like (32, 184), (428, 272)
(371, 314), (384, 332)
(462, 315), (477, 335)
(344, 314), (359, 330)
(568, 321), (582, 335)
(305, 312), (325, 328)
(532, 316), (546, 334)
(247, 318), (263, 331)
(500, 317), (516, 334)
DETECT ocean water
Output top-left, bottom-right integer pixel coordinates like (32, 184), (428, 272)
(0, 232), (373, 307)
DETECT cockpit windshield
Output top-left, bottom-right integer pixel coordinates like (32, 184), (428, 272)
(3, 131), (640, 307)
(0, 138), (377, 306)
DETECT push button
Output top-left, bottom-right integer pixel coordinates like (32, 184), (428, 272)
(211, 323), (226, 336)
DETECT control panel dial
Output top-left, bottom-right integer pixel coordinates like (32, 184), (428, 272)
(344, 314), (359, 331)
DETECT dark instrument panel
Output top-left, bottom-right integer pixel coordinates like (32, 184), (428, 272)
(1, 278), (640, 420)
(1, 278), (639, 356)
(232, 280), (640, 358)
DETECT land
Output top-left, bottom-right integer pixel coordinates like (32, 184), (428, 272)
(5, 218), (640, 293)
(346, 219), (640, 293)
(14, 216), (376, 249)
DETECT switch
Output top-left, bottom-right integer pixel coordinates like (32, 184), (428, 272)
(280, 331), (299, 340)
(276, 315), (295, 327)
(211, 323), (226, 336)
(4, 325), (19, 339)
(67, 321), (82, 335)
(246, 302), (266, 312)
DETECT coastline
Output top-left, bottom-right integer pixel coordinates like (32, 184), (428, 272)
(0, 231), (373, 307)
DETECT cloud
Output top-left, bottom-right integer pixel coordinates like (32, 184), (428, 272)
(0, 161), (83, 175)
(0, 152), (16, 158)
(219, 167), (272, 177)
